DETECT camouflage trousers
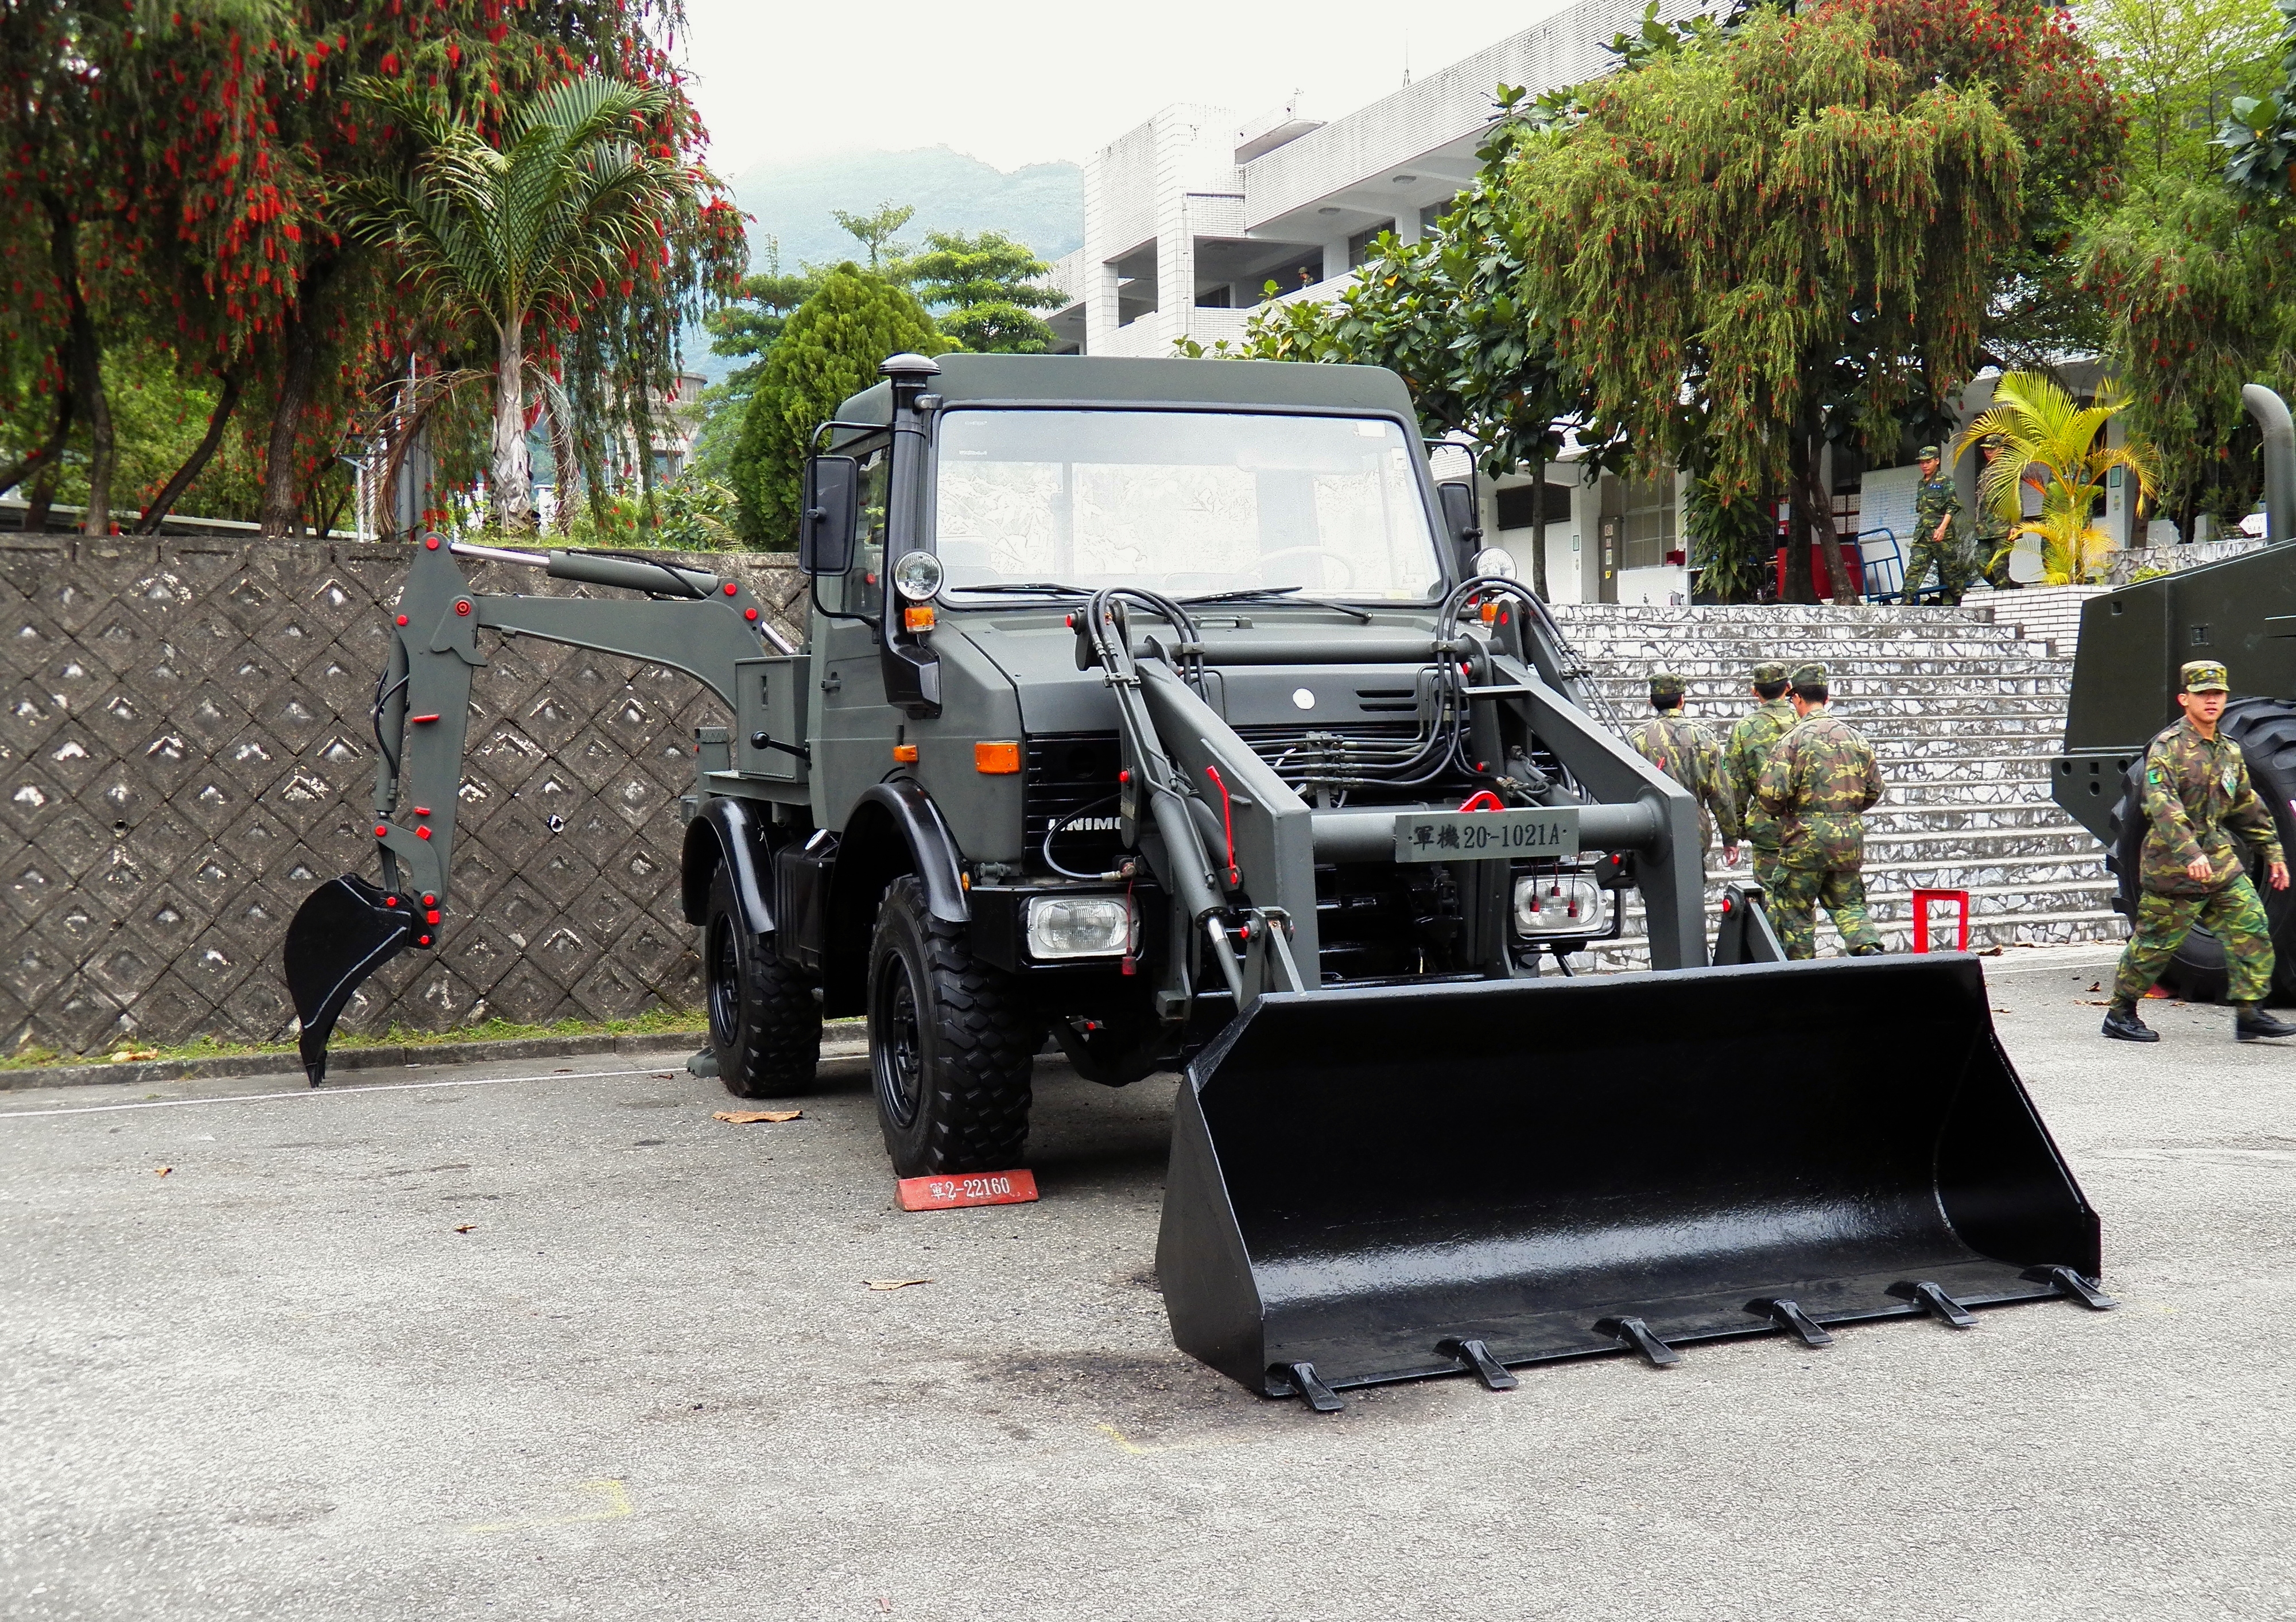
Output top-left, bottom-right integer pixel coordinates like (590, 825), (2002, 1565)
(1748, 845), (1782, 896)
(2112, 878), (2275, 1006)
(1769, 864), (1885, 960)
(1902, 538), (1969, 606)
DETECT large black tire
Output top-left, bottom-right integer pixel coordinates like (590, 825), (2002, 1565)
(704, 863), (822, 1097)
(2106, 697), (2296, 1004)
(867, 875), (1042, 1176)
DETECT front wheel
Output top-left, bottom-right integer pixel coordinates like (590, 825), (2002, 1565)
(868, 875), (1042, 1177)
(704, 864), (822, 1097)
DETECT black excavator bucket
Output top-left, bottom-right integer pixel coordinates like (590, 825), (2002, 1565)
(283, 875), (416, 1086)
(1157, 954), (2107, 1404)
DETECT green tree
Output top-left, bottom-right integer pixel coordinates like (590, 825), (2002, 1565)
(730, 264), (948, 544)
(901, 230), (1066, 353)
(345, 75), (722, 531)
(2081, 0), (2283, 179)
(1954, 371), (2159, 581)
(1513, 3), (2025, 602)
(705, 240), (822, 392)
(831, 201), (916, 271)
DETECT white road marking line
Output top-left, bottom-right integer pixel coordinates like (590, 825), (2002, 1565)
(0, 1065), (671, 1120)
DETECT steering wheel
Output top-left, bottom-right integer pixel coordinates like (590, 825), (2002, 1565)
(1252, 546), (1358, 591)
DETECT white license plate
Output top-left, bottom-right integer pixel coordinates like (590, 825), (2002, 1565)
(1393, 807), (1581, 862)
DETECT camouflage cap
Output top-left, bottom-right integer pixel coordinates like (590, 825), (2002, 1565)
(1917, 444), (1942, 462)
(1789, 661), (1829, 688)
(2182, 660), (2231, 693)
(1980, 432), (2008, 452)
(1649, 671), (1686, 702)
(1751, 661), (1789, 684)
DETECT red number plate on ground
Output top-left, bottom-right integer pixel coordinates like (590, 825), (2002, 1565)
(896, 1169), (1040, 1211)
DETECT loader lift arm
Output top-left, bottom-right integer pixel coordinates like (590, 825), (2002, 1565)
(282, 537), (791, 1085)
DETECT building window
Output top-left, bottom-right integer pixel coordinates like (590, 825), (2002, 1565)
(1619, 475), (1677, 569)
(1495, 483), (1572, 531)
(1347, 222), (1397, 269)
(1195, 284), (1232, 309)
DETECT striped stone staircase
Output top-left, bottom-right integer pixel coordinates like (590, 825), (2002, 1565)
(1545, 602), (2124, 966)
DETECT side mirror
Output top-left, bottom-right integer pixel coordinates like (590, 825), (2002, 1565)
(1437, 480), (1483, 572)
(800, 455), (859, 575)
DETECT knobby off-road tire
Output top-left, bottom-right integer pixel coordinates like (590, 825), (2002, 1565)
(868, 875), (1044, 1177)
(704, 863), (822, 1097)
(2107, 696), (2296, 1004)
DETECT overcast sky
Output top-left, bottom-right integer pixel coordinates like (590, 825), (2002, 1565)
(676, 1), (1577, 177)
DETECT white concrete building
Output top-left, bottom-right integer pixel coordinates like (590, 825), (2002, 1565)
(1043, 0), (2154, 605)
(1041, 0), (1707, 604)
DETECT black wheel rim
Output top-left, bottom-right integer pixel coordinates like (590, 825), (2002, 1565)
(874, 953), (924, 1130)
(707, 913), (740, 1047)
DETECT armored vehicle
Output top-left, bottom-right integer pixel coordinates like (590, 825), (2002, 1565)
(287, 354), (2109, 1405)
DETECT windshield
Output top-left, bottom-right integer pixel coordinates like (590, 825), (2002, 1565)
(933, 408), (1443, 600)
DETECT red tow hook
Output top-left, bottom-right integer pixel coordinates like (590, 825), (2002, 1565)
(1457, 789), (1506, 813)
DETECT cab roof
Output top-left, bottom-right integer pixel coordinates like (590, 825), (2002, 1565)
(830, 354), (1418, 443)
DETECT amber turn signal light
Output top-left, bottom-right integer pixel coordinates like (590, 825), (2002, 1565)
(892, 743), (920, 763)
(903, 605), (936, 633)
(975, 740), (1021, 774)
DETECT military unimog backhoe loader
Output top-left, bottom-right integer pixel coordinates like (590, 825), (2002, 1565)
(287, 353), (2110, 1404)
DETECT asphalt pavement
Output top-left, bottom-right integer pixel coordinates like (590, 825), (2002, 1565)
(3, 943), (2291, 1620)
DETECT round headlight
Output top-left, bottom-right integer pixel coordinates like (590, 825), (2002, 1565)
(1472, 546), (1518, 580)
(891, 550), (945, 602)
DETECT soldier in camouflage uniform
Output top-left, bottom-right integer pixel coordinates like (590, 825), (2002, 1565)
(1901, 444), (1967, 606)
(1626, 672), (1740, 866)
(1723, 659), (1799, 894)
(2103, 661), (2296, 1043)
(1973, 433), (2019, 591)
(1755, 661), (1886, 958)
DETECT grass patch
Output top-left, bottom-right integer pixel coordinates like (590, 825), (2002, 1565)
(2, 1006), (707, 1072)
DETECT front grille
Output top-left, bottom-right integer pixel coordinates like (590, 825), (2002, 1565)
(1025, 732), (1123, 874)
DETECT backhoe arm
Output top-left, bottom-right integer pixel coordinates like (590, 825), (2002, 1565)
(282, 537), (788, 1085)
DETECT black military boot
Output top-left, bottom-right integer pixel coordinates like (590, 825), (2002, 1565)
(2101, 1002), (2159, 1043)
(2233, 1004), (2296, 1042)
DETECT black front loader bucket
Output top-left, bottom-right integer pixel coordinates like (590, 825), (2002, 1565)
(1158, 955), (2107, 1402)
(283, 875), (416, 1086)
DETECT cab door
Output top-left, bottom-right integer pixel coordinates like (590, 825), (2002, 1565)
(809, 443), (903, 829)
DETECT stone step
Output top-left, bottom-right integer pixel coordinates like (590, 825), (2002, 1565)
(1868, 801), (2081, 829)
(1578, 905), (2126, 969)
(1843, 714), (2067, 737)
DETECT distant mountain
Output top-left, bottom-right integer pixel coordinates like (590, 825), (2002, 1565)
(732, 146), (1083, 271)
(682, 147), (1085, 385)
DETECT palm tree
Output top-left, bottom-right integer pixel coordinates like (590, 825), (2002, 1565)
(1954, 372), (2159, 585)
(347, 76), (694, 531)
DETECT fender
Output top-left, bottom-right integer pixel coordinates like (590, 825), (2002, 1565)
(841, 779), (969, 925)
(680, 796), (775, 934)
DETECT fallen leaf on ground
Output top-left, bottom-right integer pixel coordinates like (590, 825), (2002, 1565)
(453, 1224), (476, 1234)
(552, 1068), (572, 1074)
(2088, 982), (2103, 993)
(864, 1278), (932, 1291)
(713, 1109), (801, 1124)
(2077, 999), (2111, 1007)
(1977, 946), (2003, 957)
(109, 1048), (160, 1063)
(153, 1166), (172, 1177)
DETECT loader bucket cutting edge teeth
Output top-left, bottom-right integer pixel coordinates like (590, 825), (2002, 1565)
(283, 875), (417, 1086)
(1154, 954), (2104, 1399)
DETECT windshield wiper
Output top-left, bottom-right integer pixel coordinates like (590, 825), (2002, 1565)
(943, 581), (1092, 597)
(1182, 585), (1372, 623)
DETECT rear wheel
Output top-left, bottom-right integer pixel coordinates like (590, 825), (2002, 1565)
(2107, 697), (2296, 1004)
(704, 864), (821, 1097)
(868, 875), (1042, 1176)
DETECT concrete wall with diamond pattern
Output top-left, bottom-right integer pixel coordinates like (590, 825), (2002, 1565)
(1, 536), (806, 1056)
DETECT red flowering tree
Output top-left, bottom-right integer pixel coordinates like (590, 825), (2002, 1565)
(0, 0), (743, 536)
